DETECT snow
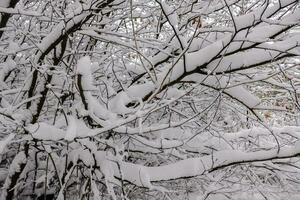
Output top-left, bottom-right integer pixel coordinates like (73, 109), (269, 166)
(1, 151), (27, 200)
(91, 180), (101, 200)
(0, 57), (16, 88)
(126, 62), (146, 74)
(56, 165), (76, 200)
(118, 162), (152, 188)
(1, 0), (300, 199)
(127, 82), (155, 99)
(217, 7), (300, 61)
(26, 123), (66, 141)
(155, 34), (233, 87)
(131, 135), (183, 149)
(157, 127), (185, 139)
(64, 116), (77, 141)
(161, 0), (187, 49)
(207, 34), (300, 73)
(108, 93), (132, 114)
(76, 56), (96, 90)
(86, 92), (116, 120)
(108, 83), (155, 114)
(225, 126), (300, 141)
(60, 126), (300, 188)
(0, 0), (10, 7)
(225, 86), (260, 108)
(95, 152), (118, 200)
(0, 133), (14, 160)
(144, 144), (300, 182)
(36, 12), (89, 62)
(234, 0), (297, 31)
(26, 119), (97, 141)
(157, 59), (185, 85)
(77, 56), (91, 76)
(19, 119), (300, 195)
(0, 7), (41, 17)
(0, 169), (8, 182)
(76, 56), (117, 120)
(183, 75), (261, 109)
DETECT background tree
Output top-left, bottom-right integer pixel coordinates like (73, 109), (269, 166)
(0, 0), (299, 199)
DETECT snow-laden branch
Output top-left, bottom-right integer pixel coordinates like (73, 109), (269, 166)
(60, 125), (300, 188)
(24, 117), (300, 187)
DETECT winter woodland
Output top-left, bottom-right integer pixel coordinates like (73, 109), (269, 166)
(0, 0), (300, 199)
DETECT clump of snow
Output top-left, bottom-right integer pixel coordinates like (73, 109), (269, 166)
(76, 56), (96, 90)
(26, 123), (66, 141)
(76, 56), (117, 121)
(108, 83), (155, 115)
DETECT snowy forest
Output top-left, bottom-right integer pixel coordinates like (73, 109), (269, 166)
(0, 0), (300, 199)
